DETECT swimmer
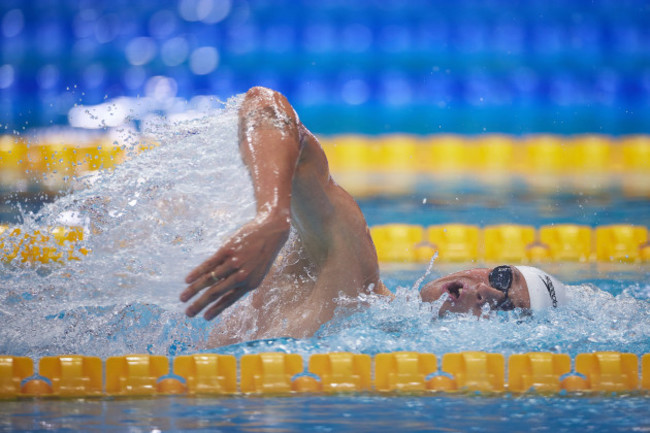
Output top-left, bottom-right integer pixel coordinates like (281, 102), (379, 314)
(180, 87), (567, 346)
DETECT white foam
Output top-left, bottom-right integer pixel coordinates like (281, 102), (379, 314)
(1, 94), (257, 357)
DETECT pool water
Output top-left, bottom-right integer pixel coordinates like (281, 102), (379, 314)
(357, 193), (650, 229)
(0, 98), (649, 431)
(1, 394), (649, 432)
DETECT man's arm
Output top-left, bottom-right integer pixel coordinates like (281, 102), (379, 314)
(180, 87), (302, 320)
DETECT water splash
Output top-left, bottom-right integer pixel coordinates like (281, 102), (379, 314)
(1, 95), (256, 357)
(1, 93), (649, 360)
(212, 276), (650, 360)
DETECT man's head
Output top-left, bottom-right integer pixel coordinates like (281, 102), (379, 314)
(420, 265), (567, 316)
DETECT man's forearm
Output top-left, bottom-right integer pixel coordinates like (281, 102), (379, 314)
(181, 88), (302, 319)
(238, 87), (301, 227)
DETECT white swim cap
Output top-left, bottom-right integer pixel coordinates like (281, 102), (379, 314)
(515, 266), (567, 310)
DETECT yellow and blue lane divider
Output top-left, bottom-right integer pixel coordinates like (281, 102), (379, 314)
(1, 351), (649, 398)
(0, 133), (125, 180)
(1, 223), (649, 265)
(0, 225), (88, 264)
(319, 133), (650, 175)
(370, 223), (650, 263)
(1, 133), (649, 183)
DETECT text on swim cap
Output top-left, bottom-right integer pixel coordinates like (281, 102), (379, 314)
(539, 275), (558, 308)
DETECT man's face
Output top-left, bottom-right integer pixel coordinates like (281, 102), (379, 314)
(420, 266), (530, 316)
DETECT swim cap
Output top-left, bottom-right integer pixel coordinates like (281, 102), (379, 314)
(515, 266), (567, 310)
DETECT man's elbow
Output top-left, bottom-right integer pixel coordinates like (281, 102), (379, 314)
(241, 87), (297, 131)
(244, 86), (287, 107)
(245, 85), (271, 99)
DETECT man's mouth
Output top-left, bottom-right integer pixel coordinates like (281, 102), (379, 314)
(445, 281), (463, 301)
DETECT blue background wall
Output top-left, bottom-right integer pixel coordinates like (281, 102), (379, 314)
(1, 0), (649, 134)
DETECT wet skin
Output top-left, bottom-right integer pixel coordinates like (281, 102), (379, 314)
(421, 266), (531, 316)
(181, 86), (388, 338)
(180, 86), (532, 345)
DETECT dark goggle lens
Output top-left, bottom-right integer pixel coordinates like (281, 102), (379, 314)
(489, 265), (513, 293)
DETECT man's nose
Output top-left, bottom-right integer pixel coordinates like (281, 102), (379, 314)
(475, 282), (499, 303)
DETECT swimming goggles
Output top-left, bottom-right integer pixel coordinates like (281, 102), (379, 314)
(488, 265), (515, 310)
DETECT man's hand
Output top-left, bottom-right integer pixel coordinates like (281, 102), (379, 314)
(181, 215), (290, 320)
(182, 87), (299, 321)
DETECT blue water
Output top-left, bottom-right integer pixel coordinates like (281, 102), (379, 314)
(1, 394), (649, 432)
(358, 193), (650, 228)
(0, 98), (649, 432)
(0, 96), (648, 360)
